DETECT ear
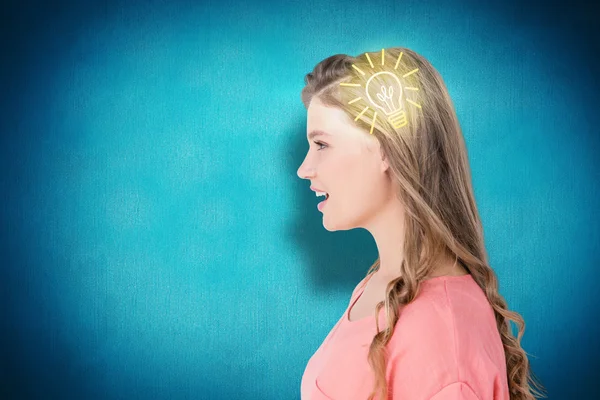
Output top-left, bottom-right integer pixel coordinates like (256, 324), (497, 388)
(380, 149), (390, 173)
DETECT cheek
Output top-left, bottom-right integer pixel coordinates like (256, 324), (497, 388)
(328, 157), (359, 191)
(354, 168), (386, 207)
(332, 159), (377, 202)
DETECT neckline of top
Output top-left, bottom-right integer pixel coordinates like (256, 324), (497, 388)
(345, 273), (474, 324)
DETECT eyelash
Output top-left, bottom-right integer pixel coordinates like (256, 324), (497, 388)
(313, 141), (327, 150)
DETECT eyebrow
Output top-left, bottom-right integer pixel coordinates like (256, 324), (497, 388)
(307, 130), (332, 140)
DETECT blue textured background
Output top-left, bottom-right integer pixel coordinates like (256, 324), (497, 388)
(1, 0), (598, 399)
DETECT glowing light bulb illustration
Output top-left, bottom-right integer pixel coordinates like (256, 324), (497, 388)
(366, 71), (407, 128)
(340, 49), (422, 134)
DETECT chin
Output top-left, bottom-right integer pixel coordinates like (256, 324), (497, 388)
(322, 212), (360, 232)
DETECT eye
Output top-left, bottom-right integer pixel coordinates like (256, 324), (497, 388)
(313, 140), (327, 150)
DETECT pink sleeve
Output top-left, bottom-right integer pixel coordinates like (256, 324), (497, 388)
(428, 382), (481, 400)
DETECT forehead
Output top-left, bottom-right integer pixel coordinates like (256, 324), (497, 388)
(306, 99), (353, 139)
(306, 98), (380, 153)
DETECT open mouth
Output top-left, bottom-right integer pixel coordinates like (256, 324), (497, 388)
(316, 192), (329, 201)
(316, 192), (329, 211)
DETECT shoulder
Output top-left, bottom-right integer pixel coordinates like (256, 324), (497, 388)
(385, 276), (508, 398)
(386, 278), (466, 362)
(390, 275), (499, 350)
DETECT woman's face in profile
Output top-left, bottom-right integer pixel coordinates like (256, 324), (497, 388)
(297, 97), (391, 231)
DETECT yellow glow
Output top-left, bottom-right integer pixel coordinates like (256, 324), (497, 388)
(394, 52), (404, 70)
(365, 53), (374, 68)
(352, 64), (366, 76)
(406, 99), (422, 108)
(354, 105), (370, 121)
(370, 112), (378, 135)
(402, 68), (418, 78)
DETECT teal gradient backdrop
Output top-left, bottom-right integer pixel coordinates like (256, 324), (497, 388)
(1, 0), (599, 399)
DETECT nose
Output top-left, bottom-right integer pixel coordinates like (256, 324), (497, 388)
(297, 154), (315, 180)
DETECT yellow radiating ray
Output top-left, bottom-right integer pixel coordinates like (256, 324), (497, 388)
(348, 97), (362, 104)
(394, 52), (404, 70)
(404, 87), (419, 91)
(370, 112), (378, 135)
(339, 83), (361, 87)
(354, 105), (370, 121)
(406, 99), (422, 109)
(352, 64), (366, 76)
(365, 53), (374, 68)
(381, 49), (385, 66)
(403, 68), (419, 78)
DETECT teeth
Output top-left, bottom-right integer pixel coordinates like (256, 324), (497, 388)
(316, 191), (327, 198)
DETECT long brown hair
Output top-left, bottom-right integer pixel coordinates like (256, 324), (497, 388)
(300, 47), (546, 400)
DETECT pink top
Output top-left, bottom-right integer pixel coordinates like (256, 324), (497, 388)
(300, 273), (509, 400)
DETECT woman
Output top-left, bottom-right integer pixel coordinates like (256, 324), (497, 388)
(296, 47), (546, 400)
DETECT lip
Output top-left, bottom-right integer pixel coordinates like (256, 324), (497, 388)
(310, 186), (326, 192)
(317, 197), (328, 211)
